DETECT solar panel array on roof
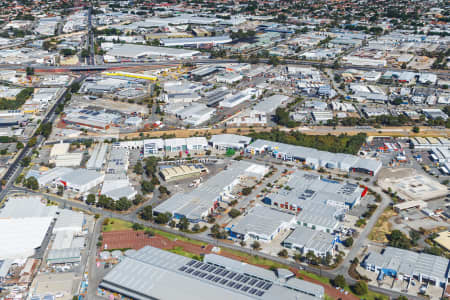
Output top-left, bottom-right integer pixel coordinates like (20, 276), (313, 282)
(178, 260), (270, 297)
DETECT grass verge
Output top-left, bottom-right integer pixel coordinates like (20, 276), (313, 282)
(102, 218), (133, 232)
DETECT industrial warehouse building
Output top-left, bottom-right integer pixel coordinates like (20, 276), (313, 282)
(263, 171), (365, 211)
(227, 94), (290, 127)
(26, 167), (105, 194)
(0, 196), (85, 263)
(101, 148), (136, 200)
(115, 137), (208, 156)
(363, 247), (450, 287)
(282, 226), (337, 257)
(410, 137), (450, 149)
(261, 171), (358, 234)
(0, 217), (53, 259)
(62, 108), (120, 131)
(105, 44), (200, 60)
(246, 139), (382, 176)
(100, 246), (324, 300)
(210, 134), (252, 150)
(228, 205), (296, 242)
(160, 164), (207, 182)
(160, 36), (232, 47)
(154, 161), (268, 222)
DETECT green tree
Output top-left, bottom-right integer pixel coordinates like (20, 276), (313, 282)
(21, 156), (31, 167)
(133, 161), (144, 175)
(343, 237), (354, 247)
(16, 142), (24, 150)
(423, 246), (443, 256)
(37, 122), (52, 138)
(141, 180), (154, 194)
(97, 195), (114, 209)
(278, 249), (288, 257)
(154, 212), (171, 224)
(115, 197), (132, 211)
(178, 217), (190, 231)
(26, 66), (34, 76)
(70, 82), (81, 93)
(86, 194), (96, 205)
(412, 126), (420, 133)
(140, 205), (153, 221)
(352, 281), (368, 295)
(251, 241), (261, 250)
(24, 176), (39, 190)
(15, 174), (24, 184)
(388, 230), (411, 249)
(241, 187), (252, 196)
(332, 275), (346, 288)
(27, 137), (37, 147)
(57, 185), (64, 196)
(409, 230), (421, 246)
(228, 208), (241, 218)
(132, 223), (144, 230)
(133, 194), (144, 206)
(159, 185), (170, 195)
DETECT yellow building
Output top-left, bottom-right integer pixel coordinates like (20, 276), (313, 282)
(434, 231), (450, 251)
(102, 71), (157, 81)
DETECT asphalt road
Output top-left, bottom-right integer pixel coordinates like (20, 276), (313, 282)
(0, 59), (449, 78)
(0, 75), (85, 199)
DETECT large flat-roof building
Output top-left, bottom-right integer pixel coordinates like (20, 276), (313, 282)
(410, 137), (450, 149)
(100, 245), (324, 300)
(160, 164), (207, 182)
(59, 169), (104, 194)
(210, 134), (252, 150)
(263, 170), (365, 211)
(227, 95), (289, 126)
(105, 44), (200, 60)
(161, 36), (232, 47)
(228, 205), (297, 243)
(282, 226), (337, 257)
(363, 247), (450, 287)
(0, 217), (53, 259)
(246, 139), (382, 176)
(154, 161), (268, 222)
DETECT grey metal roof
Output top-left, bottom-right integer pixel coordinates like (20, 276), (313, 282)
(0, 196), (58, 219)
(283, 226), (335, 254)
(296, 202), (341, 230)
(0, 259), (12, 278)
(252, 94), (289, 113)
(364, 247), (449, 282)
(108, 44), (199, 58)
(59, 169), (103, 186)
(47, 248), (81, 262)
(86, 143), (108, 170)
(231, 205), (295, 238)
(247, 139), (382, 174)
(210, 134), (252, 147)
(161, 36), (232, 46)
(154, 161), (265, 220)
(100, 246), (323, 300)
(54, 210), (84, 231)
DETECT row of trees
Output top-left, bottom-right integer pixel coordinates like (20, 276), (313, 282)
(0, 87), (33, 110)
(86, 193), (144, 211)
(249, 129), (367, 155)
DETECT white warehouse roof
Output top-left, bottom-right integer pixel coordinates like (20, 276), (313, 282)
(161, 36), (232, 47)
(0, 217), (53, 259)
(107, 44), (200, 59)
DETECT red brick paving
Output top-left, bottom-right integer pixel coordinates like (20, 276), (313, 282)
(101, 230), (357, 300)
